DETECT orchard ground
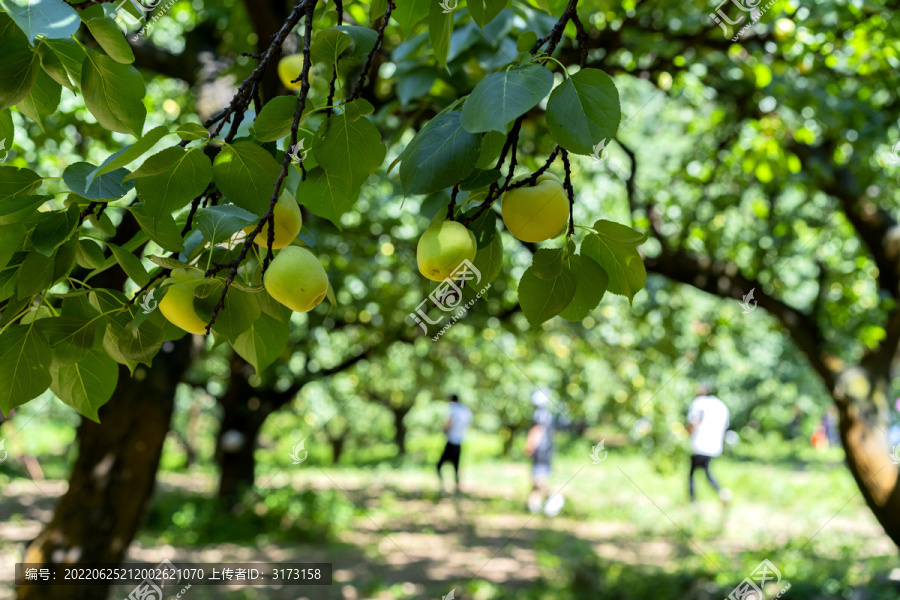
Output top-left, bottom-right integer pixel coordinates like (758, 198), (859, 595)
(1, 423), (897, 600)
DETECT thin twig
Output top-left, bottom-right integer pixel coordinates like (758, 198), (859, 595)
(350, 0), (395, 100)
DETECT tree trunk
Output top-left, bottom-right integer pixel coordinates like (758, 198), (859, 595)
(392, 407), (410, 456)
(215, 355), (270, 503)
(330, 436), (345, 464)
(834, 366), (900, 548)
(18, 339), (192, 600)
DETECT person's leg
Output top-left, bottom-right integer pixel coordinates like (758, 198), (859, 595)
(436, 442), (451, 490)
(689, 454), (700, 501)
(701, 456), (720, 492)
(450, 443), (461, 493)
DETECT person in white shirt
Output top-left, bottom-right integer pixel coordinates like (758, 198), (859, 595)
(686, 383), (731, 504)
(437, 394), (472, 494)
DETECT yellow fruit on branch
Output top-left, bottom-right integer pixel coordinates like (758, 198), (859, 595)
(159, 268), (209, 335)
(244, 190), (303, 249)
(417, 220), (477, 282)
(264, 246), (329, 313)
(501, 172), (569, 243)
(278, 54), (312, 91)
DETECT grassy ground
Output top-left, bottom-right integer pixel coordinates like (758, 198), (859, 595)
(1, 433), (898, 599)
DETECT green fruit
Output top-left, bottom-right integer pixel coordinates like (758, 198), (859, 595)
(264, 246), (329, 313)
(501, 172), (569, 243)
(159, 268), (208, 335)
(278, 54), (312, 91)
(417, 220), (477, 282)
(244, 190), (302, 249)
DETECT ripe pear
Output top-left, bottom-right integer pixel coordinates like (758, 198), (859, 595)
(278, 54), (312, 91)
(159, 268), (208, 335)
(417, 220), (477, 282)
(501, 172), (569, 243)
(244, 191), (302, 249)
(264, 246), (329, 313)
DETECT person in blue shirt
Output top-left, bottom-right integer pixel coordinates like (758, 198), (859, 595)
(436, 394), (472, 495)
(524, 388), (564, 515)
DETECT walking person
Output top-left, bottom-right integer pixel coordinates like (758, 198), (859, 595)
(686, 383), (731, 504)
(524, 389), (564, 516)
(436, 394), (472, 495)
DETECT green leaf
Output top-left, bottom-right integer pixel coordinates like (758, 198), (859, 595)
(81, 51), (146, 137)
(16, 249), (54, 299)
(107, 242), (151, 287)
(147, 254), (190, 270)
(429, 0), (454, 69)
(44, 38), (86, 88)
(194, 204), (258, 245)
(0, 166), (41, 200)
(50, 347), (118, 422)
(36, 315), (95, 365)
(470, 227), (503, 285)
(192, 280), (261, 342)
(399, 111), (480, 195)
(88, 211), (116, 237)
(517, 30), (538, 53)
(0, 0), (81, 42)
(89, 125), (170, 182)
(310, 28), (352, 65)
(75, 239), (106, 269)
(461, 64), (554, 133)
(369, 0), (387, 22)
(545, 68), (621, 155)
(52, 235), (77, 281)
(332, 25), (379, 56)
(131, 147), (212, 219)
(0, 11), (29, 53)
(252, 95), (299, 142)
(0, 196), (46, 225)
(233, 311), (290, 374)
(0, 323), (52, 414)
(105, 318), (163, 371)
(298, 167), (360, 229)
(518, 266), (576, 327)
(63, 162), (134, 200)
(531, 247), (565, 279)
(312, 100), (385, 190)
(31, 205), (79, 256)
(16, 69), (60, 131)
(213, 141), (281, 215)
(0, 109), (14, 149)
(460, 206), (496, 249)
(468, 0), (505, 29)
(396, 66), (436, 106)
(392, 0), (430, 36)
(174, 122), (209, 141)
(84, 17), (134, 64)
(35, 41), (73, 90)
(131, 204), (184, 253)
(0, 223), (24, 270)
(459, 168), (501, 191)
(475, 131), (506, 169)
(0, 49), (39, 111)
(581, 220), (648, 303)
(558, 254), (608, 321)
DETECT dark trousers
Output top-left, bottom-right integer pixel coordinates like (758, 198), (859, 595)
(437, 441), (461, 485)
(689, 454), (720, 500)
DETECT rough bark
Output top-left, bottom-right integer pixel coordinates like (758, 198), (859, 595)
(18, 339), (192, 600)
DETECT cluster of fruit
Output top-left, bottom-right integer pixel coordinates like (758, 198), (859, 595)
(417, 173), (569, 281)
(159, 193), (328, 334)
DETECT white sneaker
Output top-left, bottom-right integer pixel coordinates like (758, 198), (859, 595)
(528, 493), (543, 514)
(544, 493), (565, 517)
(719, 488), (732, 505)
